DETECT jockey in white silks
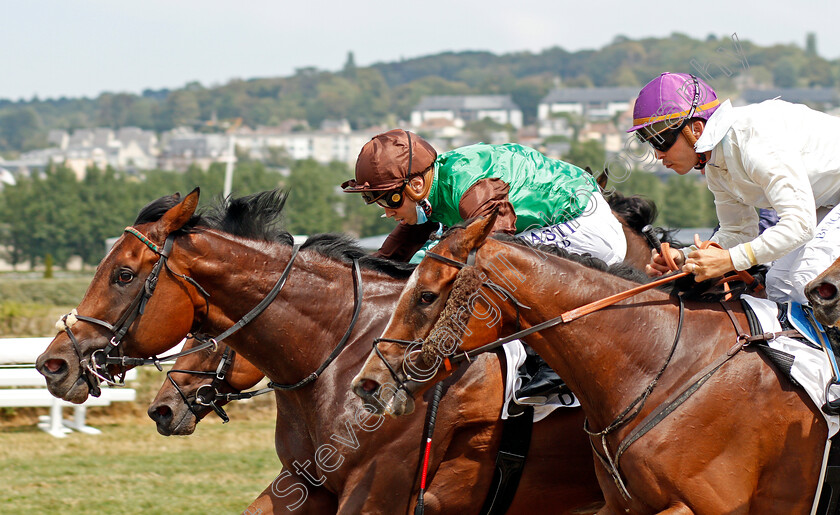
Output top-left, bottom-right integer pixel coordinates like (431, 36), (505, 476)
(631, 72), (840, 305)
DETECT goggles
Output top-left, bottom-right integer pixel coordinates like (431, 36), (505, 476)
(360, 186), (406, 209)
(635, 74), (701, 153)
(635, 120), (687, 152)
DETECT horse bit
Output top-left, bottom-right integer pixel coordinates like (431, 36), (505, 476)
(56, 227), (212, 397)
(57, 226), (364, 422)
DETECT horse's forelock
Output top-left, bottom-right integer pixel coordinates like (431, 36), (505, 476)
(133, 194), (196, 226)
(421, 266), (483, 364)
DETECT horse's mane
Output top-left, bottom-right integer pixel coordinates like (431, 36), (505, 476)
(490, 233), (651, 285)
(202, 190), (294, 245)
(490, 232), (761, 300)
(301, 234), (417, 279)
(133, 189), (415, 279)
(604, 189), (678, 245)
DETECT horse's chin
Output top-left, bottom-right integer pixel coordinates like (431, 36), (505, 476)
(159, 409), (197, 436)
(47, 376), (90, 404)
(814, 306), (840, 328)
(386, 394), (415, 417)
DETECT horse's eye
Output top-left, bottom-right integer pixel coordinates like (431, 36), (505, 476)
(419, 292), (437, 305)
(117, 269), (135, 284)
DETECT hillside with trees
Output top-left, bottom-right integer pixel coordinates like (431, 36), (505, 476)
(0, 32), (834, 269)
(1, 32), (836, 155)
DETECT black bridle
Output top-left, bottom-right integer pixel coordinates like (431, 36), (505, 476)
(61, 222), (365, 420)
(164, 256), (366, 423)
(57, 227), (303, 397)
(164, 345), (280, 424)
(57, 227), (212, 397)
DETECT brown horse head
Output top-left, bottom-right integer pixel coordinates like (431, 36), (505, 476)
(36, 189), (208, 403)
(148, 338), (264, 435)
(353, 213), (519, 416)
(806, 257), (840, 326)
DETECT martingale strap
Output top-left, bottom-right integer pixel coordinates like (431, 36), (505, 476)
(590, 300), (794, 501)
(584, 295), (685, 500)
(269, 257), (365, 391)
(140, 242), (303, 370)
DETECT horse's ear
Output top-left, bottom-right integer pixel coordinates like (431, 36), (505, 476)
(596, 168), (609, 190)
(156, 187), (200, 237)
(586, 166), (609, 189)
(462, 210), (498, 250)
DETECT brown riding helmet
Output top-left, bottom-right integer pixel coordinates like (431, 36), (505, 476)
(341, 129), (437, 192)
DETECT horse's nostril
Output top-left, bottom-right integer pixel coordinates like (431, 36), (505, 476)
(44, 359), (66, 374)
(155, 405), (172, 419)
(818, 282), (838, 300)
(361, 379), (379, 394)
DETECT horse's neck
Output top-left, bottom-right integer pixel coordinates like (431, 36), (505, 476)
(491, 242), (680, 428)
(187, 235), (402, 386)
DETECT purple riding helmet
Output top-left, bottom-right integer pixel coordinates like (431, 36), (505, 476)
(628, 73), (720, 155)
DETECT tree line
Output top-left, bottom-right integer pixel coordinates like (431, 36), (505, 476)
(1, 32), (836, 154)
(0, 149), (718, 270)
(0, 160), (393, 269)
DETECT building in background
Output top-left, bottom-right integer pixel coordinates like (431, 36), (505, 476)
(411, 95), (523, 129)
(5, 127), (159, 179)
(230, 120), (380, 168)
(538, 87), (638, 120)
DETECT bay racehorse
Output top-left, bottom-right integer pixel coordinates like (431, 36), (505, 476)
(36, 189), (603, 514)
(352, 213), (829, 514)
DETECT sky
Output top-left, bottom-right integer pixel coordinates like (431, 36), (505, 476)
(2, 0), (839, 102)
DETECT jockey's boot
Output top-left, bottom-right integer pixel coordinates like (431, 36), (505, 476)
(515, 353), (565, 405)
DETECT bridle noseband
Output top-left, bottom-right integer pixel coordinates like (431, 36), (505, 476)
(165, 345), (264, 424)
(58, 227), (211, 396)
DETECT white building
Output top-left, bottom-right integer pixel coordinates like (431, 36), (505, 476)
(538, 87), (638, 122)
(231, 123), (380, 167)
(411, 95), (523, 129)
(21, 127), (161, 177)
(158, 129), (231, 172)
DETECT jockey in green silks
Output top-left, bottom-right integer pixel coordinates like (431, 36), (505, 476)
(342, 129), (628, 413)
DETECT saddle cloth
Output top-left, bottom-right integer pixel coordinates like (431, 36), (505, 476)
(500, 341), (578, 422)
(742, 295), (840, 437)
